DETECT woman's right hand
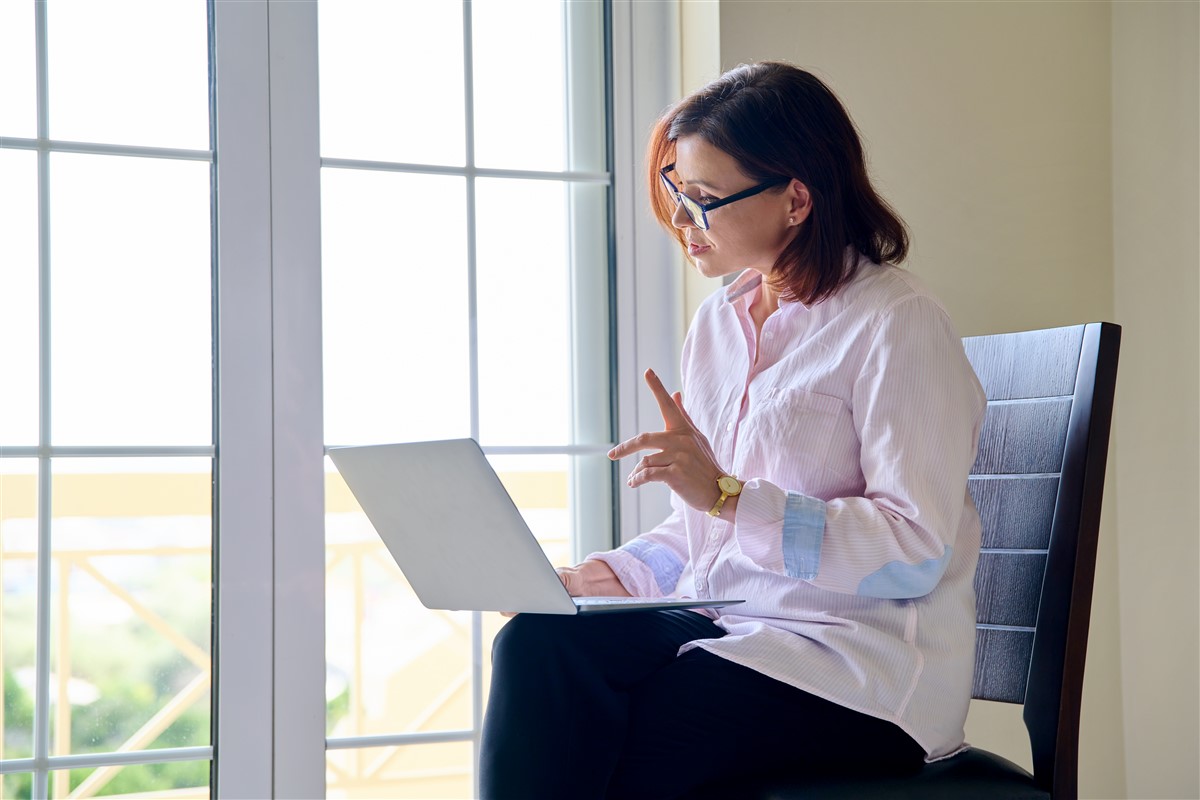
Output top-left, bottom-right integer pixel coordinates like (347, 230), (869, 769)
(501, 560), (632, 617)
(556, 559), (632, 598)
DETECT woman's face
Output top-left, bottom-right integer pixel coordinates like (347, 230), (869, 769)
(668, 135), (809, 280)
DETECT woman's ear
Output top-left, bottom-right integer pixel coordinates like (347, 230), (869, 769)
(788, 179), (813, 226)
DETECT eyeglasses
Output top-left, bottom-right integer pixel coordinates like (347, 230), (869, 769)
(659, 163), (789, 231)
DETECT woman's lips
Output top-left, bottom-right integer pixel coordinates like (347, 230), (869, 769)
(688, 242), (711, 256)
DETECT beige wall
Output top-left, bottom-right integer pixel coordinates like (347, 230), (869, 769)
(697, 0), (1199, 797)
(1112, 2), (1200, 797)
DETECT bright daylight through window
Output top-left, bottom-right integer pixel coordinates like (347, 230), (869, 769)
(2, 1), (614, 798)
(1, 0), (213, 798)
(319, 1), (613, 796)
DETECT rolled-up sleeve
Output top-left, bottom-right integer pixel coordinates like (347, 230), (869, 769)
(586, 505), (690, 598)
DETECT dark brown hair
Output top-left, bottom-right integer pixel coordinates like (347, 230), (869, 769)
(647, 62), (908, 305)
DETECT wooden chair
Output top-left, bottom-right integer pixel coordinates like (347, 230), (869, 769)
(703, 322), (1121, 800)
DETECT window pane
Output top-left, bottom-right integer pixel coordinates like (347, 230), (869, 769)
(475, 178), (572, 446)
(2, 460), (38, 765)
(470, 0), (607, 173)
(0, 0), (35, 138)
(49, 458), (212, 757)
(327, 741), (472, 800)
(318, 0), (465, 165)
(322, 169), (470, 445)
(2, 772), (32, 800)
(485, 453), (572, 560)
(325, 461), (473, 739)
(49, 153), (211, 447)
(486, 453), (613, 578)
(0, 150), (39, 445)
(472, 0), (566, 171)
(46, 0), (208, 149)
(49, 759), (210, 799)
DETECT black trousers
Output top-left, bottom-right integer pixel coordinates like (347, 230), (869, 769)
(479, 610), (925, 800)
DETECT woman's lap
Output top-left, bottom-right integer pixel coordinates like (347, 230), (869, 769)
(608, 647), (924, 799)
(479, 610), (923, 800)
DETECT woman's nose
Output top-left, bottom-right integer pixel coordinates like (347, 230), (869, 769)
(670, 199), (695, 230)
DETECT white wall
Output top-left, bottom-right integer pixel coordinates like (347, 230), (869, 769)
(695, 1), (1199, 797)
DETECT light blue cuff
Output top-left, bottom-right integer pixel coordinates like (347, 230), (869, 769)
(782, 492), (826, 580)
(623, 539), (685, 594)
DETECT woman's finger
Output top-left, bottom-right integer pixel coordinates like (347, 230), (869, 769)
(644, 368), (689, 430)
(672, 391), (701, 430)
(638, 452), (670, 470)
(608, 430), (671, 460)
(627, 464), (671, 488)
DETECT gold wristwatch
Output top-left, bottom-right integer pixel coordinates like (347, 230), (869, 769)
(707, 475), (742, 517)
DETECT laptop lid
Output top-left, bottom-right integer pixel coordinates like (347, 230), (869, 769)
(328, 439), (742, 616)
(329, 438), (579, 614)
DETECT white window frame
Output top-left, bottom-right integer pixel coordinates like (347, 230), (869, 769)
(211, 1), (682, 797)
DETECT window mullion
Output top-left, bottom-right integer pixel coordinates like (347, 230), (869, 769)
(610, 0), (684, 544)
(32, 0), (51, 793)
(212, 1), (275, 796)
(264, 1), (327, 797)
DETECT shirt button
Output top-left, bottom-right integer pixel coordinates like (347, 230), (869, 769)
(726, 421), (735, 432)
(710, 531), (719, 541)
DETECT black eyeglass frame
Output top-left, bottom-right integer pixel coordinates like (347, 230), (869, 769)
(658, 163), (790, 230)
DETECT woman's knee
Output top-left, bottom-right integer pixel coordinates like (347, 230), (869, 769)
(491, 613), (576, 667)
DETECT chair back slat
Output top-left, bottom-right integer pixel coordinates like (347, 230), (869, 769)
(973, 399), (1072, 475)
(965, 325), (1083, 400)
(972, 628), (1035, 703)
(970, 475), (1058, 550)
(975, 552), (1047, 629)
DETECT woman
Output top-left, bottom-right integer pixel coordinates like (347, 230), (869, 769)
(479, 62), (986, 800)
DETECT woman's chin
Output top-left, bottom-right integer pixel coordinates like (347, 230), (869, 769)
(691, 257), (715, 280)
(691, 258), (731, 280)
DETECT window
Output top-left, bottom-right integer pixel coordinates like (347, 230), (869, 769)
(0, 1), (213, 797)
(317, 2), (612, 795)
(4, 1), (682, 797)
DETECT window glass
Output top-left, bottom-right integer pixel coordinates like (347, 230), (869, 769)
(48, 458), (212, 759)
(46, 0), (208, 149)
(472, 0), (607, 173)
(321, 169), (471, 446)
(49, 153), (211, 447)
(48, 759), (210, 799)
(0, 0), (35, 138)
(318, 0), (465, 165)
(475, 178), (570, 445)
(0, 150), (39, 445)
(326, 741), (473, 799)
(471, 0), (565, 171)
(1, 460), (38, 779)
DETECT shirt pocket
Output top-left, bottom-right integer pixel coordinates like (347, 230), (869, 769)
(739, 387), (857, 486)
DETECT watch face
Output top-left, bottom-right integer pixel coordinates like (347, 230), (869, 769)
(717, 475), (741, 495)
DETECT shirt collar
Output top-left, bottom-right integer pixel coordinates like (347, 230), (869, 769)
(723, 270), (763, 304)
(723, 248), (872, 310)
(723, 269), (810, 311)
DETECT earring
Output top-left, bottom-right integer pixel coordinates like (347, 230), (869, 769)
(788, 217), (795, 225)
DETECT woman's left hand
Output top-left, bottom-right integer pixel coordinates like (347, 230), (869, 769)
(608, 368), (728, 514)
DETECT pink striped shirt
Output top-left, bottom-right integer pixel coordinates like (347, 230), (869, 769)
(589, 256), (987, 760)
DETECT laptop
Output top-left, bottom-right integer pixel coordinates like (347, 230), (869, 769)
(327, 438), (743, 615)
